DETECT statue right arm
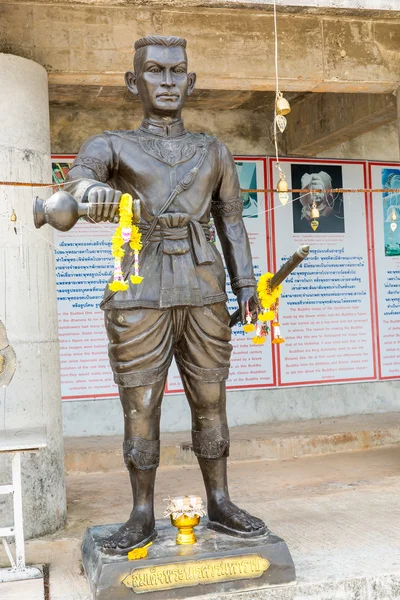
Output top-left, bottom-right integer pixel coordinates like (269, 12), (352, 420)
(65, 134), (121, 222)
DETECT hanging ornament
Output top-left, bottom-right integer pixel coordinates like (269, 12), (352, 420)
(279, 192), (289, 206)
(391, 222), (397, 232)
(277, 173), (289, 206)
(276, 114), (287, 133)
(252, 323), (266, 345)
(110, 258), (126, 291)
(243, 301), (256, 333)
(309, 200), (320, 231)
(272, 321), (285, 344)
(276, 91), (291, 116)
(310, 201), (320, 219)
(10, 208), (17, 235)
(261, 324), (270, 337)
(130, 249), (143, 284)
(109, 194), (143, 292)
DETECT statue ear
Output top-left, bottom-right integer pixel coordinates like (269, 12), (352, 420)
(125, 70), (138, 96)
(187, 72), (196, 96)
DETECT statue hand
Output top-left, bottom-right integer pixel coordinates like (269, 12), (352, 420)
(237, 287), (260, 325)
(87, 187), (122, 223)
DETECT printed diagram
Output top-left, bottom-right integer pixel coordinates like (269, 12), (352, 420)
(382, 169), (400, 256)
(291, 164), (345, 234)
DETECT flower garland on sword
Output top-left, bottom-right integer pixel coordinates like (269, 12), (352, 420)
(243, 272), (285, 346)
(109, 193), (143, 291)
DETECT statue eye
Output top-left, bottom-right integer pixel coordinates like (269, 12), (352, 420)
(148, 66), (161, 73)
(174, 67), (186, 74)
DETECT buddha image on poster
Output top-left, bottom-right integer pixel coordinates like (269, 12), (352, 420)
(382, 168), (400, 256)
(291, 164), (345, 233)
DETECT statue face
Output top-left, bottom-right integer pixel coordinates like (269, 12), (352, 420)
(126, 45), (196, 117)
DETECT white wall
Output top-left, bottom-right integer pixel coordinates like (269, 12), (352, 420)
(62, 380), (400, 437)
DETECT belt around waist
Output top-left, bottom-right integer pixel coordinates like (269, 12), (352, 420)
(139, 221), (214, 265)
(139, 223), (211, 242)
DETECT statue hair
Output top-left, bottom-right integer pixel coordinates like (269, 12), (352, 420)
(133, 35), (187, 72)
(134, 36), (187, 50)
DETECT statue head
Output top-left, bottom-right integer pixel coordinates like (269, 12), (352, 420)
(125, 35), (196, 120)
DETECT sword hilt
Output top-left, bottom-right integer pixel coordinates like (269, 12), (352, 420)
(229, 245), (310, 328)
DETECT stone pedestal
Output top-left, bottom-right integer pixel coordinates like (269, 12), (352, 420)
(0, 54), (66, 538)
(82, 519), (295, 599)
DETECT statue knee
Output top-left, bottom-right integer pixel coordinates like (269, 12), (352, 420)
(189, 382), (225, 413)
(125, 402), (161, 422)
(191, 424), (230, 460)
(123, 437), (160, 470)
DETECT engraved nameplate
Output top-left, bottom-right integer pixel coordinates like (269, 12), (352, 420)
(122, 554), (270, 593)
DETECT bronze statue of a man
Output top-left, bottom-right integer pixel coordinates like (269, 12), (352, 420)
(65, 35), (266, 554)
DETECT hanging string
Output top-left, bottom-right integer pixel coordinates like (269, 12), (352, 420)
(0, 173), (397, 195)
(1, 178), (394, 195)
(272, 0), (286, 184)
(241, 188), (400, 194)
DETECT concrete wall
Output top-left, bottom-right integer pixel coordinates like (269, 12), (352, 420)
(50, 105), (274, 156)
(271, 0), (400, 9)
(2, 3), (399, 94)
(318, 122), (400, 161)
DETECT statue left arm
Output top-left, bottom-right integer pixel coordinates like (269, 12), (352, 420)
(211, 142), (259, 323)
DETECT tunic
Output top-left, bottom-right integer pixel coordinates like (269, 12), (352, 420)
(65, 118), (256, 311)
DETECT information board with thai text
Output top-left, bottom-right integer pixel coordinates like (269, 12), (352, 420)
(52, 155), (400, 401)
(369, 162), (400, 380)
(270, 158), (376, 387)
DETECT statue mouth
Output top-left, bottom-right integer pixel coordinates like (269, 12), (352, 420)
(157, 93), (179, 100)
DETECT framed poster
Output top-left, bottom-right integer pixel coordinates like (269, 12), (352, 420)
(269, 158), (377, 387)
(52, 155), (276, 400)
(52, 155), (118, 400)
(165, 157), (276, 394)
(368, 162), (400, 380)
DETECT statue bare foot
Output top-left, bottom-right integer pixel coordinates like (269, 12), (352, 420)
(207, 497), (269, 538)
(102, 509), (157, 555)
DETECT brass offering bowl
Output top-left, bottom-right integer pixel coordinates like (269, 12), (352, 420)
(165, 495), (205, 546)
(170, 513), (200, 545)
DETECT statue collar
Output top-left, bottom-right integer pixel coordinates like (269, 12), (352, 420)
(138, 118), (186, 138)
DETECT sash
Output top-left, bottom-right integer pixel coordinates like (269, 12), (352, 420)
(102, 134), (212, 306)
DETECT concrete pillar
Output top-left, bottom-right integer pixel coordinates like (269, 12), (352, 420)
(0, 54), (66, 538)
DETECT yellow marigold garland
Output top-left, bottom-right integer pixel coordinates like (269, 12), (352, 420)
(257, 273), (282, 310)
(109, 193), (143, 292)
(243, 272), (285, 345)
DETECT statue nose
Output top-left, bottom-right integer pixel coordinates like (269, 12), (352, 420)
(161, 70), (173, 86)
